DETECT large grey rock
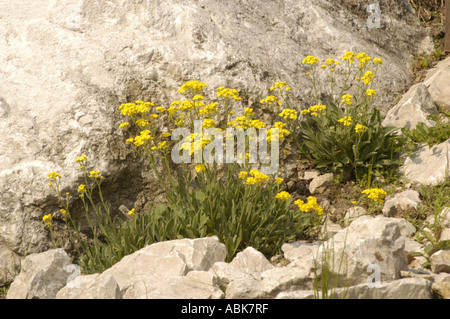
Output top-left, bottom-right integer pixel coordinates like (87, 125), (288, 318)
(6, 248), (73, 299)
(103, 236), (226, 297)
(381, 83), (438, 129)
(400, 139), (450, 186)
(314, 215), (409, 286)
(56, 273), (122, 299)
(0, 0), (433, 259)
(229, 247), (273, 273)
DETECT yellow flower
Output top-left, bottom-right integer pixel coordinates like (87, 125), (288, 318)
(48, 172), (61, 180)
(78, 184), (87, 194)
(249, 119), (266, 129)
(245, 177), (257, 185)
(275, 191), (291, 201)
(162, 132), (172, 138)
(216, 87), (241, 101)
(125, 138), (134, 144)
(244, 108), (254, 117)
(355, 124), (368, 133)
(275, 177), (284, 185)
(60, 209), (67, 216)
(302, 55), (320, 65)
(341, 94), (353, 105)
(249, 169), (270, 185)
(342, 51), (355, 63)
(294, 196), (324, 215)
(338, 116), (353, 126)
(351, 200), (357, 205)
(366, 89), (377, 97)
(195, 164), (206, 172)
(178, 80), (207, 94)
(373, 58), (383, 64)
(279, 109), (298, 120)
(43, 214), (52, 227)
(156, 106), (167, 112)
(270, 81), (291, 92)
(119, 122), (129, 128)
(48, 181), (52, 188)
(362, 188), (387, 204)
(128, 208), (135, 216)
(136, 118), (149, 127)
(260, 95), (278, 105)
(360, 70), (375, 85)
(89, 170), (101, 178)
(193, 95), (204, 101)
(238, 171), (248, 179)
(202, 119), (216, 129)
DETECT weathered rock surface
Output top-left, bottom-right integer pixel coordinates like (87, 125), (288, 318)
(430, 250), (450, 274)
(400, 139), (450, 186)
(381, 83), (438, 129)
(6, 249), (73, 299)
(382, 190), (421, 217)
(423, 57), (450, 112)
(0, 0), (434, 261)
(56, 273), (122, 299)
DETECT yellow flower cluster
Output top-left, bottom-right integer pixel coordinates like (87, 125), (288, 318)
(89, 170), (101, 178)
(341, 94), (353, 105)
(199, 102), (219, 116)
(275, 191), (291, 201)
(270, 81), (291, 92)
(128, 208), (135, 216)
(133, 130), (154, 147)
(260, 95), (278, 105)
(342, 51), (356, 63)
(249, 119), (266, 129)
(242, 169), (270, 186)
(362, 188), (387, 204)
(43, 214), (52, 227)
(202, 118), (216, 129)
(119, 101), (154, 117)
(366, 89), (376, 97)
(195, 164), (206, 172)
(266, 122), (291, 142)
(355, 124), (368, 133)
(180, 133), (211, 155)
(355, 52), (372, 67)
(338, 116), (353, 126)
(48, 172), (61, 180)
(359, 70), (375, 85)
(301, 104), (326, 116)
(151, 141), (168, 151)
(294, 197), (324, 215)
(279, 108), (298, 120)
(78, 184), (87, 197)
(177, 80), (207, 94)
(216, 87), (241, 101)
(302, 55), (320, 65)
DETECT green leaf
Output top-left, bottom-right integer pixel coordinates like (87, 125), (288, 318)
(424, 243), (434, 256)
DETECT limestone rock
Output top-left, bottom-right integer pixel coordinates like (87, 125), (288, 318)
(0, 245), (21, 286)
(315, 215), (409, 286)
(400, 139), (450, 186)
(430, 250), (450, 273)
(381, 83), (438, 129)
(56, 273), (122, 299)
(432, 282), (450, 299)
(309, 173), (334, 195)
(6, 249), (73, 299)
(424, 57), (450, 112)
(382, 190), (421, 217)
(343, 206), (367, 227)
(230, 247), (273, 273)
(103, 236), (226, 296)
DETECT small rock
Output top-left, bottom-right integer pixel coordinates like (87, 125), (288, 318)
(430, 250), (450, 273)
(230, 247), (273, 273)
(432, 282), (450, 299)
(299, 170), (320, 181)
(382, 190), (421, 217)
(309, 173), (333, 194)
